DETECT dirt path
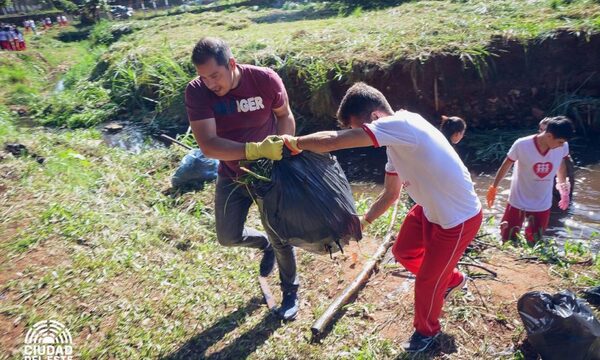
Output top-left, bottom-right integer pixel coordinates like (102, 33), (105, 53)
(294, 236), (566, 358)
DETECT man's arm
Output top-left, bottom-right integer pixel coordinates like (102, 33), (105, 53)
(189, 118), (246, 160)
(364, 173), (403, 224)
(273, 99), (295, 136)
(491, 157), (514, 188)
(295, 128), (374, 153)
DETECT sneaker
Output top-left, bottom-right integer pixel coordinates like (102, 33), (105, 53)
(444, 272), (468, 300)
(277, 291), (299, 321)
(402, 330), (439, 353)
(259, 244), (275, 277)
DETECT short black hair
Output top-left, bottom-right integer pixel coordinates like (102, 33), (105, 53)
(545, 116), (574, 140)
(336, 82), (393, 128)
(191, 37), (232, 67)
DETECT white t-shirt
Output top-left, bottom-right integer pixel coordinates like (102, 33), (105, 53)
(507, 135), (569, 211)
(363, 110), (481, 229)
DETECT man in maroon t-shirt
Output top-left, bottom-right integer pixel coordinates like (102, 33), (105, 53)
(185, 37), (299, 320)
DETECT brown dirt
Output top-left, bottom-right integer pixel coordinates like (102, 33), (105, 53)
(294, 235), (565, 358)
(0, 237), (72, 356)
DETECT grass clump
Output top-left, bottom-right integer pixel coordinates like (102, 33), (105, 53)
(90, 20), (138, 46)
(31, 81), (118, 129)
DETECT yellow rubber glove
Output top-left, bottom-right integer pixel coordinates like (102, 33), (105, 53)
(245, 135), (284, 161)
(282, 135), (302, 155)
(486, 185), (497, 208)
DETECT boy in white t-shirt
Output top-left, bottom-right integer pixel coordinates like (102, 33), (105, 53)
(486, 116), (574, 243)
(277, 83), (482, 353)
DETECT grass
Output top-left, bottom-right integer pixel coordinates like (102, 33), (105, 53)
(1, 114), (597, 357)
(0, 117), (415, 358)
(119, 0), (599, 64)
(6, 0), (600, 129)
(0, 120), (600, 359)
(84, 0), (600, 126)
(1, 2), (599, 358)
(0, 27), (90, 108)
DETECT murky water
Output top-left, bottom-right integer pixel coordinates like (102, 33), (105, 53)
(100, 121), (164, 154)
(339, 149), (600, 252)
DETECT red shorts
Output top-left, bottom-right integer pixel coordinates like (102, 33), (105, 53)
(1, 40), (11, 50)
(391, 205), (483, 336)
(500, 203), (550, 243)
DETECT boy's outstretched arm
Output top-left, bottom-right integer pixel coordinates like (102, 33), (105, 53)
(362, 174), (403, 228)
(284, 128), (374, 154)
(487, 157), (514, 207)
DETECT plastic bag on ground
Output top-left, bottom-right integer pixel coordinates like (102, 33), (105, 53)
(253, 150), (362, 255)
(517, 290), (600, 360)
(171, 149), (218, 188)
(584, 286), (600, 306)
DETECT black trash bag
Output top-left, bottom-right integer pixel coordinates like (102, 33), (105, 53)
(583, 286), (600, 306)
(171, 149), (218, 188)
(517, 290), (600, 360)
(253, 150), (362, 255)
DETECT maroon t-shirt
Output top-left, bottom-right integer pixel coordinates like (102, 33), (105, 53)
(185, 64), (287, 178)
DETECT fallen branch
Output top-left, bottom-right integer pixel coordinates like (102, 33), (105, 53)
(457, 262), (498, 278)
(311, 202), (399, 340)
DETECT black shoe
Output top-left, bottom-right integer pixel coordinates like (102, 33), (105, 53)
(402, 331), (439, 353)
(444, 272), (468, 300)
(277, 291), (299, 321)
(259, 244), (275, 277)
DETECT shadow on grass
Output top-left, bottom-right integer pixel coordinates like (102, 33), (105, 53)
(162, 296), (283, 359)
(56, 26), (92, 42)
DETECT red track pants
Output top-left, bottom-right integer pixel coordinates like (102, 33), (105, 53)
(500, 203), (550, 243)
(392, 205), (482, 336)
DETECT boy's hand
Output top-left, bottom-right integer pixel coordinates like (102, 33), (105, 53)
(359, 215), (371, 231)
(486, 185), (497, 208)
(556, 180), (570, 210)
(282, 135), (302, 155)
(245, 135), (283, 160)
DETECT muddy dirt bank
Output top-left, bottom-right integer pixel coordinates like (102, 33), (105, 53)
(287, 30), (600, 133)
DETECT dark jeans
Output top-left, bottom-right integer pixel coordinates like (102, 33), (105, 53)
(214, 176), (299, 293)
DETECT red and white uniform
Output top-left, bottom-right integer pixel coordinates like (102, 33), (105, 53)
(507, 134), (569, 211)
(363, 110), (482, 337)
(500, 135), (569, 241)
(364, 110), (481, 228)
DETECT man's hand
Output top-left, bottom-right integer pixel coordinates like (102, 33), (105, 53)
(245, 135), (284, 160)
(556, 179), (570, 210)
(282, 135), (302, 155)
(486, 185), (497, 208)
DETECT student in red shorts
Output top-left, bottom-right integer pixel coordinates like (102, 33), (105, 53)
(486, 116), (574, 243)
(0, 26), (12, 50)
(280, 83), (482, 353)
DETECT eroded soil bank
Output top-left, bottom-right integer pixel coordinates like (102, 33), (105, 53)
(284, 30), (600, 133)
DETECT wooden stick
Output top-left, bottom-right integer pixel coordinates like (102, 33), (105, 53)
(159, 133), (193, 150)
(311, 202), (399, 340)
(457, 262), (498, 278)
